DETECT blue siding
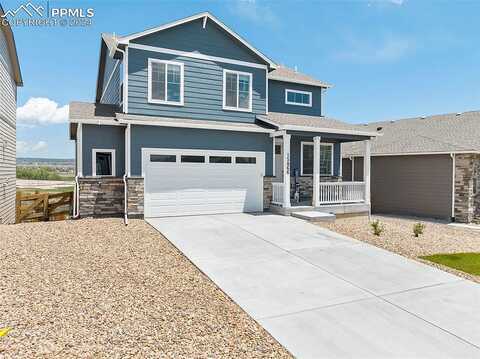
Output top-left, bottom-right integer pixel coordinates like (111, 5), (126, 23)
(128, 48), (266, 122)
(268, 80), (322, 116)
(100, 56), (121, 105)
(82, 125), (125, 176)
(130, 125), (273, 176)
(132, 18), (265, 64)
(290, 136), (341, 177)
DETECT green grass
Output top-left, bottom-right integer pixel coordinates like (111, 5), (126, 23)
(420, 253), (480, 275)
(16, 166), (73, 181)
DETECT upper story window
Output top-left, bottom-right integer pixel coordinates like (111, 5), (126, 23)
(285, 89), (312, 107)
(148, 59), (184, 106)
(301, 142), (334, 176)
(223, 69), (252, 112)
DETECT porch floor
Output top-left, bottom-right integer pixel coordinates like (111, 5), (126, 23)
(270, 202), (370, 217)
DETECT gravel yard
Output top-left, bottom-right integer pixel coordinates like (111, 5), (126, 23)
(318, 215), (480, 283)
(0, 219), (291, 358)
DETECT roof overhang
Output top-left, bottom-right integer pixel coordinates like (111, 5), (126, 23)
(257, 116), (380, 138)
(268, 77), (333, 89)
(0, 4), (23, 86)
(116, 12), (276, 69)
(343, 150), (480, 158)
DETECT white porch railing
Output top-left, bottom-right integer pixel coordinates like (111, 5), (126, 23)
(319, 181), (365, 205)
(272, 182), (285, 205)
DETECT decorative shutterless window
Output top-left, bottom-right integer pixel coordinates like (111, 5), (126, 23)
(223, 69), (252, 112)
(301, 142), (334, 176)
(148, 59), (184, 105)
(92, 149), (116, 176)
(285, 89), (312, 107)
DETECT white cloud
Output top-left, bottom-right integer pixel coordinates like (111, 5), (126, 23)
(17, 97), (69, 125)
(231, 0), (277, 25)
(16, 140), (48, 155)
(335, 36), (412, 63)
(388, 0), (405, 5)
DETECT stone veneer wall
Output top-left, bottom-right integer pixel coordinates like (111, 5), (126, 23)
(79, 178), (125, 217)
(127, 177), (144, 218)
(263, 177), (274, 210)
(454, 154), (480, 223)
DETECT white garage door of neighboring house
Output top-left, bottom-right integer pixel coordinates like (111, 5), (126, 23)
(143, 148), (265, 218)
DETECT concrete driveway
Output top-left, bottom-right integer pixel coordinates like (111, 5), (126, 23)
(147, 213), (480, 358)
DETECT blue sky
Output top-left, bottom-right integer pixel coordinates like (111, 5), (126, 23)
(8, 0), (480, 158)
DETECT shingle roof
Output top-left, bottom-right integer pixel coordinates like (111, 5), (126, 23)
(268, 66), (332, 88)
(257, 112), (379, 137)
(69, 102), (119, 121)
(342, 111), (480, 156)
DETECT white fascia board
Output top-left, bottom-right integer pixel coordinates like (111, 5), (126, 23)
(69, 119), (125, 126)
(117, 117), (274, 134)
(342, 150), (480, 158)
(129, 43), (268, 70)
(117, 12), (276, 68)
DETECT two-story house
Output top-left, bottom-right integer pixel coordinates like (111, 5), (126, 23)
(69, 12), (378, 221)
(0, 4), (23, 224)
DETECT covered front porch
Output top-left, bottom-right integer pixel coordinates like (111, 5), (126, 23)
(268, 129), (372, 216)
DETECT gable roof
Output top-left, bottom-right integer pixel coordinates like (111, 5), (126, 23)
(0, 4), (23, 86)
(268, 66), (332, 88)
(257, 112), (379, 137)
(116, 12), (276, 68)
(342, 111), (480, 156)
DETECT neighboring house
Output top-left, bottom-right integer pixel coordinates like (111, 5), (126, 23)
(342, 112), (480, 223)
(69, 12), (378, 220)
(0, 5), (23, 224)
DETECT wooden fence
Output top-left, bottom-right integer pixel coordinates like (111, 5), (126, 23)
(16, 191), (73, 223)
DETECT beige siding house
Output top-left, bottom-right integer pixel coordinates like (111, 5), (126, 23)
(0, 6), (23, 224)
(342, 111), (480, 223)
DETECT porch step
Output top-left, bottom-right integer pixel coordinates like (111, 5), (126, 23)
(291, 211), (336, 223)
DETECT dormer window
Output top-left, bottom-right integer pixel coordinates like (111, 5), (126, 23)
(148, 59), (184, 106)
(285, 89), (312, 107)
(223, 69), (252, 112)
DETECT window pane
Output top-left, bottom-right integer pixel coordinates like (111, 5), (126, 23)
(225, 72), (237, 107)
(151, 62), (165, 100)
(287, 91), (295, 102)
(302, 144), (313, 174)
(275, 145), (282, 155)
(150, 154), (176, 162)
(181, 155), (205, 163)
(236, 157), (256, 164)
(96, 152), (112, 176)
(209, 156), (232, 163)
(167, 64), (181, 102)
(238, 74), (250, 109)
(320, 145), (332, 175)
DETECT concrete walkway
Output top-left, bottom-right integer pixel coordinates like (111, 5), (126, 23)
(147, 213), (480, 359)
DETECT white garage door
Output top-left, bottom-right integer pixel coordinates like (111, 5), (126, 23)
(143, 148), (265, 217)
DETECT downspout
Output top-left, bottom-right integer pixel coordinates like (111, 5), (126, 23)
(123, 123), (131, 226)
(73, 175), (79, 218)
(450, 153), (456, 222)
(123, 174), (128, 225)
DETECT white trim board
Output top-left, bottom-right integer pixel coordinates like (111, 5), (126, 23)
(92, 148), (116, 177)
(285, 89), (312, 107)
(147, 58), (185, 106)
(118, 12), (276, 68)
(342, 151), (480, 158)
(300, 141), (334, 176)
(128, 43), (268, 70)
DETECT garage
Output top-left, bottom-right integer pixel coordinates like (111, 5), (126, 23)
(142, 148), (265, 217)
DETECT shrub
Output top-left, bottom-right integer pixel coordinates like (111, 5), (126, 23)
(413, 222), (425, 237)
(16, 166), (63, 181)
(370, 220), (384, 236)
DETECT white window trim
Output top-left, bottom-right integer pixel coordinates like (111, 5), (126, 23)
(92, 149), (116, 177)
(300, 141), (334, 176)
(147, 58), (184, 106)
(285, 89), (312, 107)
(222, 69), (253, 112)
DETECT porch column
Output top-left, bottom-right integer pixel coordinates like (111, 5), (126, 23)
(283, 134), (291, 208)
(313, 136), (321, 207)
(364, 140), (371, 205)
